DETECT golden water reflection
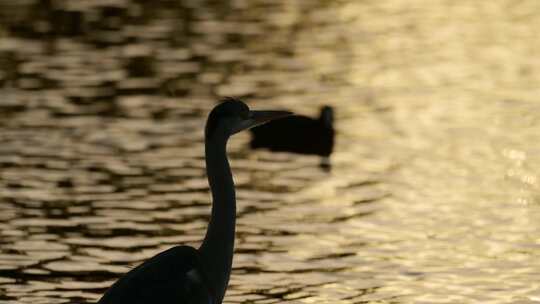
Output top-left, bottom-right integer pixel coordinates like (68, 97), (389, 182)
(1, 0), (540, 303)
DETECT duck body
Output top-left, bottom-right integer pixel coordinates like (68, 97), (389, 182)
(250, 106), (334, 157)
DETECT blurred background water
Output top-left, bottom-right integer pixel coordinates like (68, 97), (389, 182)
(1, 1), (540, 303)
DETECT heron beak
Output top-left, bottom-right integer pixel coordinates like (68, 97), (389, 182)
(250, 110), (293, 125)
(233, 110), (293, 134)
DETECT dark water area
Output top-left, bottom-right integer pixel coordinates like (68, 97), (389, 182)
(1, 1), (540, 303)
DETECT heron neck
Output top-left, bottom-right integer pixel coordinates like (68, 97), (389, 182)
(199, 135), (236, 303)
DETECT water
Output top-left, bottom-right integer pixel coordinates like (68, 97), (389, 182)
(1, 1), (540, 303)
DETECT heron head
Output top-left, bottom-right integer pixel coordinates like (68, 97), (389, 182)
(205, 97), (292, 140)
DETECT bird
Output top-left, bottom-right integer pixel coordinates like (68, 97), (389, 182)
(249, 105), (334, 168)
(97, 98), (292, 304)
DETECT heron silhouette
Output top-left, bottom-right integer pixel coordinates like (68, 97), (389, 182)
(97, 98), (291, 304)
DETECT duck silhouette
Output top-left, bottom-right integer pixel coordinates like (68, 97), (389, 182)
(249, 105), (334, 168)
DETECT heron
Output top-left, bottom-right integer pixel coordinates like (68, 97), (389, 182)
(97, 98), (292, 304)
(250, 105), (334, 168)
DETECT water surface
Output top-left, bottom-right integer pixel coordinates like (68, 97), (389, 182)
(1, 1), (540, 303)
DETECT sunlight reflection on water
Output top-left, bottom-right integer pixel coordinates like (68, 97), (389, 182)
(1, 0), (540, 303)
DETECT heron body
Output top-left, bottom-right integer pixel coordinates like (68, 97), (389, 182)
(97, 98), (291, 304)
(250, 105), (334, 158)
(98, 246), (213, 304)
